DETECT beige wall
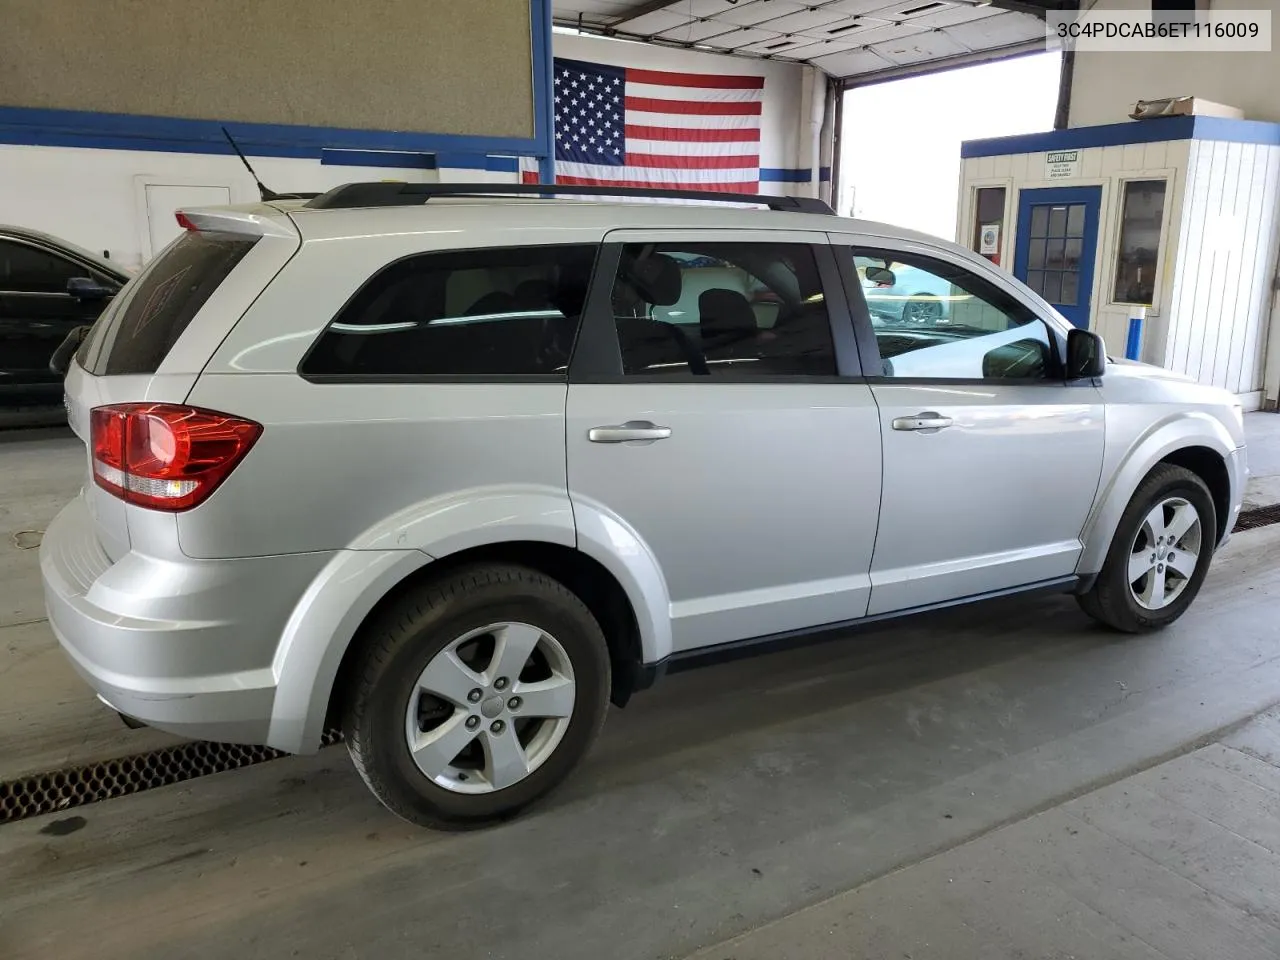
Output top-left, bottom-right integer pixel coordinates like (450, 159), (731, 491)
(1068, 0), (1280, 126)
(1, 0), (534, 137)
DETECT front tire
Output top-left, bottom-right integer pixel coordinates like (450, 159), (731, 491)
(343, 564), (610, 829)
(1077, 464), (1216, 632)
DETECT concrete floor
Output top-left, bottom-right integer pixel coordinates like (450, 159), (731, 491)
(1, 421), (1280, 960)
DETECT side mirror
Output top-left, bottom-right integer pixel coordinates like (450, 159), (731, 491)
(67, 276), (114, 301)
(1066, 328), (1106, 379)
(864, 266), (896, 287)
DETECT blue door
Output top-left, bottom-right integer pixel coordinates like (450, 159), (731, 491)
(1013, 186), (1101, 329)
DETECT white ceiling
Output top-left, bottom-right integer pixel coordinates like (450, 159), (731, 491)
(552, 0), (1055, 83)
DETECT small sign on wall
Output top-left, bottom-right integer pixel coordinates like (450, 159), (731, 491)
(1045, 150), (1081, 180)
(978, 223), (1001, 256)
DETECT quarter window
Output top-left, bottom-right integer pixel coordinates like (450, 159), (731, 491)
(301, 245), (598, 377)
(853, 249), (1055, 381)
(611, 242), (836, 377)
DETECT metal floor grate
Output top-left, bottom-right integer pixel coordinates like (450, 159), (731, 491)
(1233, 503), (1280, 532)
(0, 731), (342, 825)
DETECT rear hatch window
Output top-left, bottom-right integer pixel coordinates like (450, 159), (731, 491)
(78, 231), (258, 376)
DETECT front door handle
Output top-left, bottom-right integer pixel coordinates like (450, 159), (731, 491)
(588, 420), (672, 444)
(891, 412), (953, 432)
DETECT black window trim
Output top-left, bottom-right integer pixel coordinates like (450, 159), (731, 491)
(837, 242), (1075, 388)
(296, 241), (605, 384)
(566, 237), (867, 385)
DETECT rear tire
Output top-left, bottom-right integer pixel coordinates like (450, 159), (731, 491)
(343, 564), (610, 829)
(1077, 464), (1216, 633)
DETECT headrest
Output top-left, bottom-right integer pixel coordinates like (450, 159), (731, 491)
(514, 278), (554, 308)
(699, 288), (757, 336)
(624, 252), (682, 306)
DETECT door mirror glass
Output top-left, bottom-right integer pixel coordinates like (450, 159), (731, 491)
(1066, 328), (1106, 379)
(67, 276), (114, 301)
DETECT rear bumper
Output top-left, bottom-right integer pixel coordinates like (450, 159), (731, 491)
(40, 494), (332, 748)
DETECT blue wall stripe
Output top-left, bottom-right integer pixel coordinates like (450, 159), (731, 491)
(760, 167), (831, 183)
(320, 150), (437, 169)
(0, 105), (547, 161)
(961, 116), (1280, 159)
(318, 151), (522, 173)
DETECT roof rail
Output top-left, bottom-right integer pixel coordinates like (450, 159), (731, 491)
(303, 181), (835, 215)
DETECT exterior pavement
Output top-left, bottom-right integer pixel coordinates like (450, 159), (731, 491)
(691, 712), (1280, 960)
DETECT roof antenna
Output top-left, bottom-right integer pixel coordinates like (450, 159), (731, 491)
(221, 126), (286, 201)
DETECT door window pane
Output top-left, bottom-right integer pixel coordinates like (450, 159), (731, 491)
(1064, 237), (1083, 270)
(1045, 239), (1066, 270)
(1039, 271), (1062, 304)
(1028, 239), (1046, 269)
(1047, 206), (1068, 237)
(1030, 206), (1050, 238)
(853, 248), (1052, 381)
(1113, 179), (1166, 304)
(1059, 271), (1079, 306)
(0, 240), (81, 293)
(1066, 204), (1085, 237)
(300, 244), (597, 377)
(613, 242), (835, 377)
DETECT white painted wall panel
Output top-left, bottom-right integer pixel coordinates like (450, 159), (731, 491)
(1163, 139), (1280, 394)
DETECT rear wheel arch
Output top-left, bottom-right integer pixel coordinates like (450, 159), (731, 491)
(325, 541), (650, 736)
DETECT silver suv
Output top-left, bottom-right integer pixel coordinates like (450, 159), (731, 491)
(41, 183), (1247, 827)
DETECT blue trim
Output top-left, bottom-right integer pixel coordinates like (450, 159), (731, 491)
(1012, 186), (1102, 331)
(531, 0), (555, 184)
(1126, 315), (1143, 361)
(321, 149), (437, 170)
(760, 167), (832, 183)
(760, 168), (810, 183)
(0, 105), (547, 160)
(961, 115), (1280, 159)
(318, 150), (521, 173)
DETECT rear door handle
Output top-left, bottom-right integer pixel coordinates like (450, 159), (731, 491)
(892, 412), (953, 432)
(588, 420), (672, 444)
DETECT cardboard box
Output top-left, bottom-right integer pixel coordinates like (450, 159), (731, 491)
(1130, 97), (1245, 121)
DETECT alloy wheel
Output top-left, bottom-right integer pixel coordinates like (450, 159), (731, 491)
(403, 622), (576, 794)
(1127, 497), (1202, 610)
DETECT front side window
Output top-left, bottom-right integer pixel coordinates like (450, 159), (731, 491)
(302, 245), (598, 378)
(0, 240), (82, 294)
(611, 241), (836, 377)
(853, 249), (1055, 381)
(1113, 179), (1166, 305)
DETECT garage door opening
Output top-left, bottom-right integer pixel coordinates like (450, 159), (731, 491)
(839, 52), (1062, 242)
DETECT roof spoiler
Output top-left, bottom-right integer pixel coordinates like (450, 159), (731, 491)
(174, 207), (299, 239)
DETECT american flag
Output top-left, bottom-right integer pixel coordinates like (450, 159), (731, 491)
(521, 57), (765, 193)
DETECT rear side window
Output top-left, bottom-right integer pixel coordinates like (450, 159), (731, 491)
(300, 245), (598, 378)
(79, 231), (257, 376)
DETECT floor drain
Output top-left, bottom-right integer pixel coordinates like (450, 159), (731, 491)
(1233, 503), (1280, 532)
(0, 731), (342, 825)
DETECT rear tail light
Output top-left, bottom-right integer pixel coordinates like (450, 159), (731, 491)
(90, 404), (262, 511)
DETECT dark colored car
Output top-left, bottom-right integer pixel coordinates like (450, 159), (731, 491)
(1, 225), (130, 415)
